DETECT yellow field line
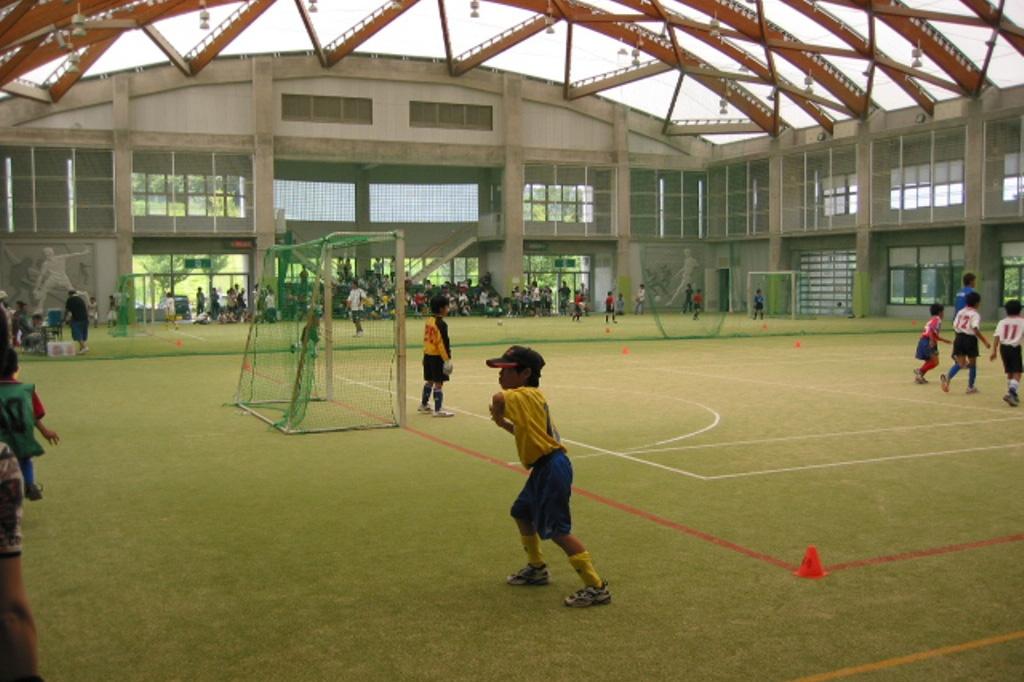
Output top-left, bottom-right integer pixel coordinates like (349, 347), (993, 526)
(793, 630), (1024, 681)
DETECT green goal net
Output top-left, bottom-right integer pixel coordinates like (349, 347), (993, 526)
(747, 271), (800, 318)
(111, 273), (156, 337)
(234, 232), (407, 434)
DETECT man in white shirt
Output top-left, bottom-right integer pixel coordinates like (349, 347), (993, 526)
(347, 283), (366, 337)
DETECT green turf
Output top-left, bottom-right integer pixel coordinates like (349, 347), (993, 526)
(17, 323), (1024, 681)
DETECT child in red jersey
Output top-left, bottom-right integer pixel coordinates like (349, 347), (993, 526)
(604, 291), (617, 324)
(914, 303), (951, 384)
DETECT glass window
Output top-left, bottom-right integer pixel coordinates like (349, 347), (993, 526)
(370, 184), (478, 223)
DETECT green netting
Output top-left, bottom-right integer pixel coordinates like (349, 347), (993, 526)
(749, 271), (800, 318)
(111, 274), (156, 337)
(234, 232), (402, 434)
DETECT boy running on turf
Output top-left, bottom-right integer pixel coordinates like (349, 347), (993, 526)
(941, 291), (990, 394)
(418, 295), (454, 417)
(486, 345), (610, 608)
(604, 291), (617, 324)
(0, 346), (60, 501)
(989, 299), (1023, 407)
(914, 303), (951, 384)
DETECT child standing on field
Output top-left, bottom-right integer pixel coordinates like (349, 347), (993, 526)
(989, 299), (1023, 407)
(914, 303), (951, 384)
(941, 291), (990, 394)
(752, 289), (765, 320)
(486, 345), (610, 608)
(604, 291), (617, 324)
(418, 295), (454, 417)
(0, 347), (60, 501)
(692, 289), (703, 320)
(164, 291), (178, 330)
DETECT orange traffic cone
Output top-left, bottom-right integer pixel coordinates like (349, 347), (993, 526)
(761, 323), (768, 331)
(622, 346), (631, 355)
(242, 360), (252, 372)
(794, 340), (802, 349)
(605, 327), (611, 334)
(794, 545), (827, 579)
(175, 339), (183, 348)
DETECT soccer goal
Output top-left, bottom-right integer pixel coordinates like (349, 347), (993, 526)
(747, 271), (800, 318)
(235, 231), (407, 434)
(110, 273), (157, 337)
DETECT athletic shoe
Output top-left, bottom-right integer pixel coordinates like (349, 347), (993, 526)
(913, 369), (926, 384)
(78, 347), (89, 355)
(1012, 393), (1021, 407)
(24, 483), (43, 501)
(1004, 393), (1015, 407)
(432, 410), (455, 418)
(563, 583), (611, 607)
(416, 404), (433, 414)
(940, 374), (949, 393)
(506, 564), (550, 586)
(966, 386), (979, 394)
(354, 331), (364, 337)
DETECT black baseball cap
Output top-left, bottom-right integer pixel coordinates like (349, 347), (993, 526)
(485, 345), (545, 377)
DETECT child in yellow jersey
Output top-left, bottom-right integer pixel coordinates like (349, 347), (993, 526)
(486, 345), (610, 608)
(419, 295), (454, 417)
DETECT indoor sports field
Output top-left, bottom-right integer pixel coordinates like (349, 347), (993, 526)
(18, 315), (1024, 681)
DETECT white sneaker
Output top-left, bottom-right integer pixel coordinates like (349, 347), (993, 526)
(354, 331), (364, 337)
(432, 410), (455, 418)
(416, 404), (433, 414)
(966, 386), (979, 394)
(78, 347), (89, 355)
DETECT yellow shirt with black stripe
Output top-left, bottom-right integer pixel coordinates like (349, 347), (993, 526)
(502, 387), (564, 468)
(422, 316), (450, 361)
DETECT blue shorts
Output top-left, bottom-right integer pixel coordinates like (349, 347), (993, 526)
(915, 337), (936, 361)
(510, 450), (573, 540)
(70, 320), (89, 342)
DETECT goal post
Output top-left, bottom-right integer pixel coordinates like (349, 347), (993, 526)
(111, 273), (156, 337)
(235, 231), (406, 434)
(747, 271), (799, 318)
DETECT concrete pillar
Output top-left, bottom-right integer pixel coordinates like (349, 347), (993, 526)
(112, 75), (133, 277)
(501, 75), (524, 295)
(854, 134), (873, 316)
(963, 98), (984, 278)
(768, 150), (783, 271)
(252, 58), (276, 283)
(613, 104), (631, 295)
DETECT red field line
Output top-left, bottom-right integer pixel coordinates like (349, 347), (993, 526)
(793, 630), (1024, 681)
(406, 426), (796, 570)
(826, 533), (1024, 572)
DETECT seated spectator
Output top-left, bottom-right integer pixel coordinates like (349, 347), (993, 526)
(12, 302), (32, 347)
(22, 314), (46, 354)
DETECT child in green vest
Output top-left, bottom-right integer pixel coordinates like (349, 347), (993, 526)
(0, 347), (60, 501)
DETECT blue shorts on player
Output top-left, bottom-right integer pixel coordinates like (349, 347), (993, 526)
(510, 449), (573, 540)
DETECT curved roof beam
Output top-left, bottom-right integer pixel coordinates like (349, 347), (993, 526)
(183, 0), (275, 74)
(323, 0), (419, 67)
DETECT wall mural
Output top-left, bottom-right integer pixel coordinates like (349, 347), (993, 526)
(640, 245), (702, 309)
(1, 242), (96, 313)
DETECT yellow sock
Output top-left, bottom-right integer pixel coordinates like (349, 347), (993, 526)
(520, 534), (544, 566)
(568, 551), (603, 588)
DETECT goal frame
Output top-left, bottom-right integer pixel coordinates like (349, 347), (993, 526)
(747, 270), (799, 319)
(234, 231), (407, 434)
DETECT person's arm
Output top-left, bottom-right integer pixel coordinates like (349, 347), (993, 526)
(489, 392), (514, 434)
(0, 555), (39, 679)
(35, 418), (59, 445)
(974, 327), (990, 348)
(989, 334), (1000, 361)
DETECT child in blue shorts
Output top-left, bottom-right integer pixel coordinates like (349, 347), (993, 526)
(486, 345), (610, 608)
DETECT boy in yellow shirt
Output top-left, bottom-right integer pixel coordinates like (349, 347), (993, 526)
(486, 345), (610, 607)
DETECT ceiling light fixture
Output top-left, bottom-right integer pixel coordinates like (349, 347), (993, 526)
(199, 0), (210, 30)
(68, 50), (80, 74)
(308, 0), (317, 12)
(719, 98), (728, 115)
(545, 0), (555, 34)
(71, 6), (86, 38)
(631, 47), (640, 67)
(911, 43), (922, 69)
(470, 0), (479, 18)
(709, 15), (720, 39)
(804, 72), (814, 95)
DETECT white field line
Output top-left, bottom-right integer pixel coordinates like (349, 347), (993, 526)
(170, 330), (207, 341)
(642, 365), (1010, 414)
(702, 443), (1022, 481)
(627, 415), (1024, 456)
